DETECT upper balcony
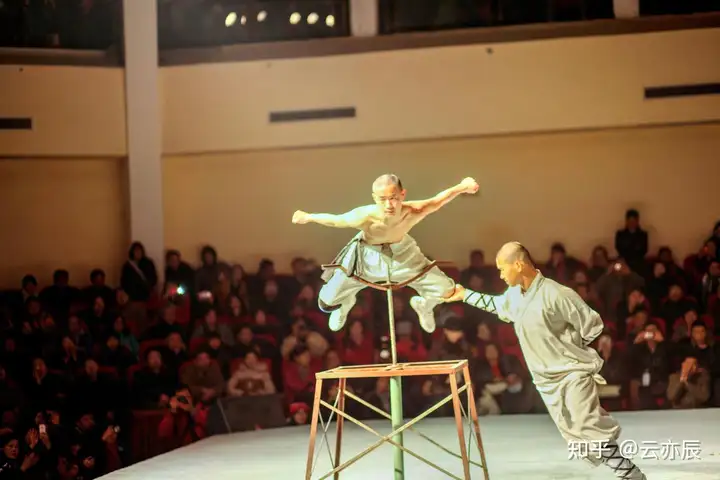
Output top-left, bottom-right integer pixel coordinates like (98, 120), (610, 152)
(1, 1), (719, 66)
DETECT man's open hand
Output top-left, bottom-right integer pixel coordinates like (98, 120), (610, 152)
(459, 177), (479, 194)
(444, 285), (466, 303)
(292, 210), (310, 224)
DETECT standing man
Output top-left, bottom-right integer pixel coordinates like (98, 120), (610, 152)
(615, 209), (648, 275)
(292, 174), (478, 333)
(446, 241), (647, 480)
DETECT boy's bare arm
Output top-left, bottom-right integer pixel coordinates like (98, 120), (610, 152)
(405, 177), (479, 218)
(292, 205), (372, 229)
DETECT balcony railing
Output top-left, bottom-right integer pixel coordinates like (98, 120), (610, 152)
(0, 0), (718, 52)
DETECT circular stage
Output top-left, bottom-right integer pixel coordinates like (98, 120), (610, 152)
(102, 409), (720, 479)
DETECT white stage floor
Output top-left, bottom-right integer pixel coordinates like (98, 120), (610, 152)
(102, 409), (720, 479)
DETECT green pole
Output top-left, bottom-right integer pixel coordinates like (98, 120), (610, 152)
(386, 283), (404, 479)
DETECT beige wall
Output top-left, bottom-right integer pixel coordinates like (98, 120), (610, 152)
(0, 159), (128, 288)
(0, 66), (127, 157)
(163, 123), (720, 273)
(162, 28), (720, 154)
(2, 29), (719, 283)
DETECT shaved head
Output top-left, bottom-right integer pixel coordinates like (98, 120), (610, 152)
(371, 174), (405, 218)
(372, 174), (403, 192)
(496, 242), (535, 265)
(496, 242), (535, 266)
(496, 242), (538, 288)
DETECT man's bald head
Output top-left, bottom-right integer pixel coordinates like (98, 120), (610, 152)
(496, 242), (534, 266)
(495, 242), (536, 288)
(372, 174), (403, 192)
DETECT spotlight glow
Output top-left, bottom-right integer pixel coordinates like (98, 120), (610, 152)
(257, 10), (267, 22)
(325, 14), (335, 27)
(307, 12), (319, 24)
(290, 12), (301, 24)
(225, 12), (237, 27)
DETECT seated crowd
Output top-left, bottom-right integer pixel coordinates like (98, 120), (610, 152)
(0, 211), (718, 477)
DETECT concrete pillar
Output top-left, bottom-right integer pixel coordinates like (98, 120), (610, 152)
(350, 0), (379, 36)
(122, 0), (165, 283)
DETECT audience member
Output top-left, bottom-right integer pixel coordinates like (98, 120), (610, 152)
(542, 242), (584, 285)
(83, 269), (116, 309)
(191, 309), (234, 347)
(595, 331), (629, 411)
(195, 246), (231, 295)
(615, 209), (648, 275)
(629, 321), (670, 410)
(205, 333), (234, 378)
(595, 258), (645, 322)
(460, 250), (493, 287)
(132, 349), (179, 409)
(164, 250), (196, 295)
(144, 306), (182, 341)
(658, 283), (694, 338)
(227, 351), (276, 396)
(667, 357), (711, 409)
(280, 317), (329, 360)
(161, 332), (189, 373)
(120, 242), (158, 304)
(158, 386), (208, 447)
(282, 345), (318, 406)
(112, 316), (139, 357)
(97, 334), (136, 374)
(587, 246), (611, 283)
(472, 343), (540, 415)
(180, 350), (225, 405)
(338, 319), (374, 366)
(615, 287), (648, 339)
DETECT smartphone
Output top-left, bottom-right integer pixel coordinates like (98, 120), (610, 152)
(176, 285), (185, 295)
(644, 331), (654, 340)
(112, 426), (121, 434)
(614, 263), (622, 271)
(39, 424), (46, 435)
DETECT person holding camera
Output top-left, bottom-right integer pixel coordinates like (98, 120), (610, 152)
(68, 411), (122, 478)
(628, 320), (670, 410)
(595, 258), (645, 323)
(158, 386), (209, 447)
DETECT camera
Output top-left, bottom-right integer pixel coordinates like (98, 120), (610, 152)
(379, 336), (390, 360)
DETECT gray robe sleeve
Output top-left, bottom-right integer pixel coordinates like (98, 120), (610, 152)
(558, 290), (604, 347)
(462, 288), (512, 323)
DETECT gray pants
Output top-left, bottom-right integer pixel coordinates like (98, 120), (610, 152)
(319, 234), (454, 312)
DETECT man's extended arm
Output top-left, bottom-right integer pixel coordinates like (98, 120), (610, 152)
(406, 177), (478, 216)
(462, 288), (512, 323)
(292, 206), (369, 228)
